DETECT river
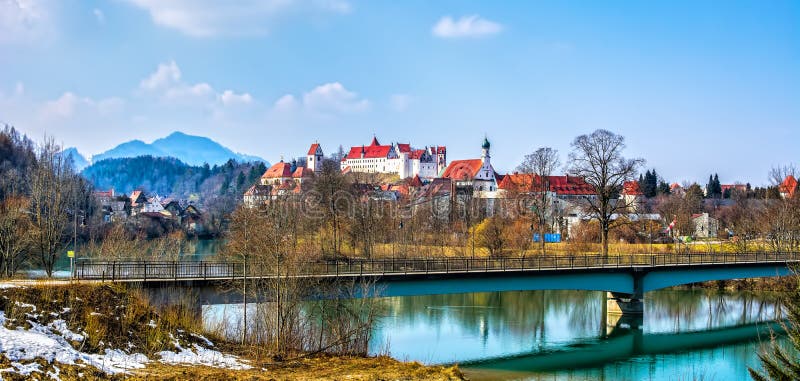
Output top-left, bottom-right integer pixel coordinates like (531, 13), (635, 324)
(367, 289), (786, 381)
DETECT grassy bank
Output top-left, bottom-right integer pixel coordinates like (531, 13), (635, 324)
(0, 283), (464, 380)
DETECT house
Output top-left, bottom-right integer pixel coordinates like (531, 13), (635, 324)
(129, 190), (148, 215)
(143, 196), (165, 213)
(621, 181), (644, 212)
(692, 213), (719, 238)
(498, 173), (596, 237)
(243, 184), (272, 207)
(93, 189), (115, 206)
(779, 175), (798, 199)
(440, 137), (498, 197)
(670, 183), (685, 197)
(160, 198), (183, 220)
(720, 184), (747, 198)
(341, 136), (446, 179)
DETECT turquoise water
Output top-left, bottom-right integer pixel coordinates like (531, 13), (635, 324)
(368, 289), (786, 380)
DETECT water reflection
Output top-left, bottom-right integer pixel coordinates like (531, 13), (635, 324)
(368, 289), (785, 380)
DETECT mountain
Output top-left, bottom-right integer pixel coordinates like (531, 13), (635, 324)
(60, 147), (90, 171)
(91, 132), (268, 166)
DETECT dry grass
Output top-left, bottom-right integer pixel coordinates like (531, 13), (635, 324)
(131, 355), (464, 381)
(0, 284), (465, 381)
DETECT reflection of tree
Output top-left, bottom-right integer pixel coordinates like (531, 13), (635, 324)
(378, 290), (602, 348)
(645, 289), (782, 333)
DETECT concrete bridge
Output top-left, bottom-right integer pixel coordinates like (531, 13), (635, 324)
(75, 252), (798, 315)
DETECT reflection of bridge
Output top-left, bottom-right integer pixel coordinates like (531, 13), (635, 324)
(464, 317), (785, 373)
(76, 253), (797, 315)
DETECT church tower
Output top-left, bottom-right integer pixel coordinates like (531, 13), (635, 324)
(481, 137), (491, 166)
(307, 142), (323, 173)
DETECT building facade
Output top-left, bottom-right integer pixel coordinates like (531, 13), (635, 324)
(340, 136), (446, 179)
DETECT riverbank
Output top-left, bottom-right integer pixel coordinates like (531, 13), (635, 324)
(0, 283), (464, 380)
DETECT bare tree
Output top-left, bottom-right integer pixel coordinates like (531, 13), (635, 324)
(28, 138), (74, 277)
(0, 196), (32, 277)
(568, 130), (644, 256)
(769, 164), (798, 186)
(516, 147), (560, 254)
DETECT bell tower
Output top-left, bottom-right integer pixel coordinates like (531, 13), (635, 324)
(307, 142), (323, 173)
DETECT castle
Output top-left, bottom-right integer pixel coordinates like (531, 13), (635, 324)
(340, 136), (446, 179)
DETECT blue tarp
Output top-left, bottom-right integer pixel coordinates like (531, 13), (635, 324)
(533, 233), (561, 243)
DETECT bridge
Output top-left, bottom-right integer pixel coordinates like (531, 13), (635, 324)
(74, 252), (798, 315)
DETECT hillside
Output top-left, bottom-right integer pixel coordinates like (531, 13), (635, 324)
(92, 132), (268, 166)
(60, 147), (90, 171)
(82, 156), (267, 199)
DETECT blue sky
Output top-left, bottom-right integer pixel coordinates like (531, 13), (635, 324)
(0, 0), (798, 185)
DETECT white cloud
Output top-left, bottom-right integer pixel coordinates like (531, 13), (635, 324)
(219, 90), (253, 106)
(273, 94), (297, 111)
(139, 61), (256, 110)
(0, 0), (52, 44)
(14, 82), (24, 95)
(40, 92), (124, 120)
(140, 60), (181, 90)
(124, 0), (350, 37)
(390, 94), (412, 112)
(302, 82), (369, 114)
(93, 8), (105, 24)
(432, 15), (503, 39)
(164, 82), (214, 101)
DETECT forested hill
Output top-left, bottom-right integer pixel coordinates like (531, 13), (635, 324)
(81, 156), (267, 198)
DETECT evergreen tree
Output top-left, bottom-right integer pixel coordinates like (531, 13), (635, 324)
(706, 175), (714, 198)
(658, 181), (671, 195)
(236, 171), (246, 190)
(713, 173), (722, 197)
(749, 290), (800, 380)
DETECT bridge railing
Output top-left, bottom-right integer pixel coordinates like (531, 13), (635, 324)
(73, 252), (800, 281)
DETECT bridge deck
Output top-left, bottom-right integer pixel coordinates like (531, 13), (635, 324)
(73, 252), (800, 283)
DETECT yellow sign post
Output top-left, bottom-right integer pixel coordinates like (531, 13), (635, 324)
(68, 250), (75, 280)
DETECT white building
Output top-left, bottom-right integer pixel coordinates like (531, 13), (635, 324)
(340, 136), (446, 179)
(441, 137), (498, 196)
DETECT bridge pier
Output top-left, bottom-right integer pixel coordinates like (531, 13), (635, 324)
(607, 292), (644, 315)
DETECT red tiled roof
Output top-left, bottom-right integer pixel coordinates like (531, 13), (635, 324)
(292, 166), (314, 178)
(421, 178), (452, 198)
(409, 149), (426, 160)
(94, 190), (114, 198)
(721, 184), (747, 193)
(670, 183), (682, 190)
(408, 174), (423, 187)
(344, 145), (393, 160)
(370, 136), (380, 146)
(307, 143), (320, 155)
(622, 181), (643, 196)
(262, 161), (293, 179)
(780, 175), (798, 197)
(397, 143), (411, 153)
(499, 173), (595, 196)
(441, 159), (483, 180)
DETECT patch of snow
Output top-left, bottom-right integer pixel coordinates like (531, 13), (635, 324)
(5, 361), (42, 376)
(61, 307), (71, 314)
(14, 301), (36, 311)
(0, 311), (148, 375)
(158, 343), (250, 370)
(0, 283), (17, 289)
(147, 319), (157, 328)
(49, 319), (84, 342)
(191, 333), (214, 347)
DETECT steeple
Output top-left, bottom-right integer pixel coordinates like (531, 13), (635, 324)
(481, 136), (491, 165)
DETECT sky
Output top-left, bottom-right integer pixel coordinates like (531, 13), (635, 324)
(0, 0), (798, 185)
